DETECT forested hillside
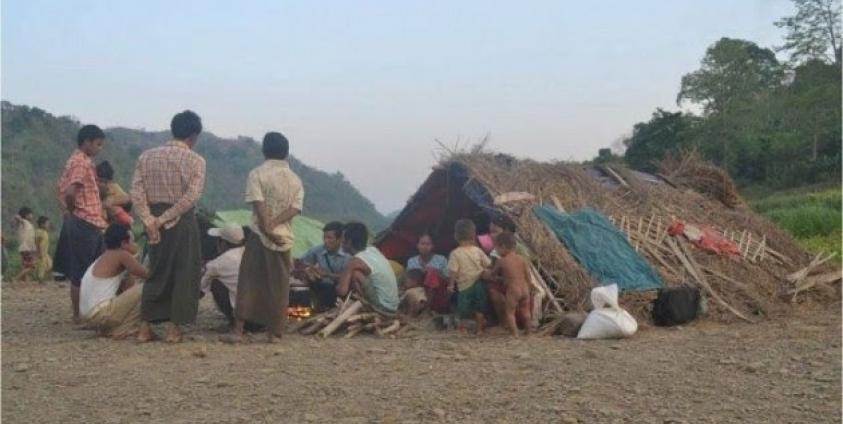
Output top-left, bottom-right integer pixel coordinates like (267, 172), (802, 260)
(1, 102), (387, 236)
(599, 0), (841, 190)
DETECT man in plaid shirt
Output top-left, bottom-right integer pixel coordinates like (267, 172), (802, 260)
(54, 125), (107, 323)
(131, 110), (206, 343)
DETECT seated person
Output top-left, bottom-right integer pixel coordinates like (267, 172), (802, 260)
(78, 224), (148, 339)
(96, 161), (133, 226)
(406, 233), (452, 315)
(400, 268), (428, 316)
(200, 224), (246, 323)
(300, 222), (349, 311)
(336, 222), (399, 313)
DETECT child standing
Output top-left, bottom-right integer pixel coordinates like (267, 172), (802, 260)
(487, 231), (532, 337)
(14, 207), (36, 282)
(34, 216), (53, 282)
(447, 219), (491, 334)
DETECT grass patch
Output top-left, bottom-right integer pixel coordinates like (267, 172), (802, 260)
(748, 187), (842, 262)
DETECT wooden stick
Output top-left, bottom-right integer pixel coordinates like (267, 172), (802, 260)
(319, 300), (363, 338)
(788, 270), (843, 297)
(666, 237), (753, 322)
(751, 235), (766, 262)
(344, 326), (365, 338)
(602, 165), (629, 188)
(737, 230), (747, 253)
(379, 320), (402, 336)
(700, 266), (770, 313)
(786, 252), (835, 283)
(743, 233), (752, 258)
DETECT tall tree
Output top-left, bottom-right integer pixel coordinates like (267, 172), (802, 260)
(677, 38), (784, 115)
(775, 0), (842, 66)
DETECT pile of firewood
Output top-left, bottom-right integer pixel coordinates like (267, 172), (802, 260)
(287, 296), (414, 338)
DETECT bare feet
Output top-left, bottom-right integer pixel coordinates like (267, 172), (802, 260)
(164, 326), (183, 344)
(136, 323), (156, 343)
(219, 333), (249, 344)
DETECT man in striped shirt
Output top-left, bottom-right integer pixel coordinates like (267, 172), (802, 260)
(131, 110), (206, 343)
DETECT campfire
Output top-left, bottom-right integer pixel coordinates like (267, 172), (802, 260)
(288, 306), (313, 320)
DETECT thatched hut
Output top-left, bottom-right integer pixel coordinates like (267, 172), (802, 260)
(376, 149), (837, 323)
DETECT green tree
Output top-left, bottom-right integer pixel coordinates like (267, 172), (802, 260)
(677, 38), (784, 171)
(677, 38), (784, 115)
(775, 0), (842, 66)
(622, 109), (695, 173)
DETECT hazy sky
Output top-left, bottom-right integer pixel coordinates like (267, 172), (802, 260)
(2, 0), (793, 213)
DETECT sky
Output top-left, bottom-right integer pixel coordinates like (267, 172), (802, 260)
(1, 0), (794, 213)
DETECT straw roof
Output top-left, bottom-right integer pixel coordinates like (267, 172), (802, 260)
(434, 149), (831, 322)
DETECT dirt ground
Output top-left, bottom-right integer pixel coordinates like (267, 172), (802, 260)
(2, 282), (841, 424)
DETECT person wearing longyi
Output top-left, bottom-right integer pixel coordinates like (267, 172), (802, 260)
(54, 125), (107, 322)
(224, 132), (304, 344)
(130, 110), (206, 343)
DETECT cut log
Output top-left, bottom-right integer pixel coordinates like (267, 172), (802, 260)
(319, 300), (363, 338)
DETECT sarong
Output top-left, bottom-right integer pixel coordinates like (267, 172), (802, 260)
(53, 215), (104, 286)
(234, 233), (290, 333)
(141, 204), (201, 324)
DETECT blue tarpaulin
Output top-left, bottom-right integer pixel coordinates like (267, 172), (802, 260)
(533, 205), (663, 291)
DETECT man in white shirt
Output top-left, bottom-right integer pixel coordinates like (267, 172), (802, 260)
(200, 224), (246, 324)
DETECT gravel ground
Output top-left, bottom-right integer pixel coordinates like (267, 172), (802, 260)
(2, 282), (840, 423)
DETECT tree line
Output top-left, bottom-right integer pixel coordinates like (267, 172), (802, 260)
(599, 0), (841, 190)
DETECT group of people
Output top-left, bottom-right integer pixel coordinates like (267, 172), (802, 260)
(22, 109), (533, 344)
(399, 218), (534, 336)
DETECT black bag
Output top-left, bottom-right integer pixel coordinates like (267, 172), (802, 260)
(652, 286), (701, 326)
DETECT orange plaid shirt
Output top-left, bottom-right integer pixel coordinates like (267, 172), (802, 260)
(131, 140), (206, 229)
(57, 150), (107, 229)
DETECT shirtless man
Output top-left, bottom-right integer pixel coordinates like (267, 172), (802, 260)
(486, 231), (531, 336)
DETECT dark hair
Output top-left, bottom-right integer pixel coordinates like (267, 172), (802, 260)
(323, 221), (344, 238)
(454, 219), (476, 242)
(494, 231), (517, 249)
(18, 207), (32, 218)
(492, 215), (516, 233)
(342, 222), (369, 252)
(262, 132), (289, 160)
(170, 110), (203, 140)
(77, 124), (105, 147)
(96, 160), (115, 180)
(418, 232), (434, 243)
(104, 224), (132, 249)
(37, 216), (49, 227)
(404, 268), (425, 283)
(122, 201), (133, 213)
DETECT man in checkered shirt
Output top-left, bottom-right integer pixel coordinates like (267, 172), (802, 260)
(54, 124), (108, 323)
(131, 110), (206, 343)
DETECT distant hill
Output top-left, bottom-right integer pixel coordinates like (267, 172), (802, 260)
(1, 102), (387, 237)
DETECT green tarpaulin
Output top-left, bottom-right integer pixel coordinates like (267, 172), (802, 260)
(533, 205), (663, 291)
(213, 210), (325, 258)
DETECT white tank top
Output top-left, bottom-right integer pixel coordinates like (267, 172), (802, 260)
(79, 259), (126, 318)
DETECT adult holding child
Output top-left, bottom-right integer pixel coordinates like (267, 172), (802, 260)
(131, 110), (206, 343)
(54, 125), (108, 322)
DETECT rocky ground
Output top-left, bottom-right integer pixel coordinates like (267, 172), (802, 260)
(2, 282), (841, 423)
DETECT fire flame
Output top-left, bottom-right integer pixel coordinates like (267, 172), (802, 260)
(288, 306), (313, 320)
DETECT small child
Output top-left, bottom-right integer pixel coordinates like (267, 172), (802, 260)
(487, 231), (531, 337)
(96, 161), (134, 226)
(34, 216), (53, 282)
(14, 207), (36, 282)
(447, 219), (491, 334)
(400, 268), (428, 316)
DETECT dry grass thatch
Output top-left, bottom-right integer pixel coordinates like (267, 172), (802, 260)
(436, 147), (835, 323)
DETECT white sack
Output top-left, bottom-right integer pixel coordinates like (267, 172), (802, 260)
(577, 284), (638, 339)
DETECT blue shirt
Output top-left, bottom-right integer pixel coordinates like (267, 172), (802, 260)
(406, 254), (449, 277)
(300, 244), (350, 286)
